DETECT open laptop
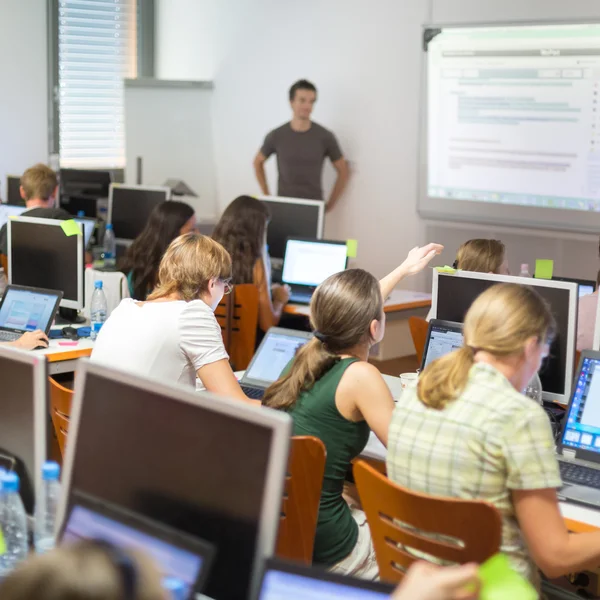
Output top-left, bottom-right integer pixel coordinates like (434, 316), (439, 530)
(556, 350), (600, 508)
(255, 559), (395, 599)
(539, 276), (596, 299)
(0, 285), (62, 343)
(240, 327), (313, 400)
(282, 238), (348, 304)
(61, 491), (215, 598)
(420, 319), (464, 371)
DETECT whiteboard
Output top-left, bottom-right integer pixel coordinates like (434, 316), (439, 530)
(124, 78), (217, 218)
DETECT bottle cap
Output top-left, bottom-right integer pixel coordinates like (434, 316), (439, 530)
(94, 281), (103, 289)
(42, 461), (60, 481)
(106, 223), (113, 230)
(77, 211), (85, 217)
(2, 472), (20, 492)
(521, 263), (529, 270)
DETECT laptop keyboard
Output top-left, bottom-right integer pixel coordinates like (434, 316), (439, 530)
(560, 461), (600, 489)
(0, 331), (19, 342)
(241, 386), (265, 400)
(289, 293), (312, 304)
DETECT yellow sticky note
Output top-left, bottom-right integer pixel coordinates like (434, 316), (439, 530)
(0, 529), (5, 556)
(534, 259), (554, 280)
(346, 239), (358, 258)
(60, 220), (82, 237)
(435, 265), (457, 273)
(479, 554), (536, 600)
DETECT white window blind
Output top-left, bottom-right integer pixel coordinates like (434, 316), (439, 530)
(58, 0), (137, 169)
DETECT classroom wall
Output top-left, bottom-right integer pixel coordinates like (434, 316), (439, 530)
(0, 0), (49, 194)
(155, 0), (600, 288)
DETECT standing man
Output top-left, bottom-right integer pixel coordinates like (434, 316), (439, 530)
(254, 80), (349, 212)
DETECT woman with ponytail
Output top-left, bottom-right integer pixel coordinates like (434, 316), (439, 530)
(263, 243), (443, 578)
(388, 283), (600, 590)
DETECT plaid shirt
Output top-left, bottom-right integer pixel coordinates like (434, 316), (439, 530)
(386, 362), (561, 585)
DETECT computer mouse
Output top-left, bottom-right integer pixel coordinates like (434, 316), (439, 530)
(62, 326), (79, 340)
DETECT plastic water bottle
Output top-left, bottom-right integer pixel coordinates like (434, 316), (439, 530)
(103, 223), (116, 268)
(34, 462), (61, 554)
(162, 576), (186, 600)
(90, 281), (108, 341)
(524, 372), (543, 405)
(0, 473), (29, 575)
(519, 263), (531, 278)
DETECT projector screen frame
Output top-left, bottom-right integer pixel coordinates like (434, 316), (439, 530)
(418, 19), (600, 234)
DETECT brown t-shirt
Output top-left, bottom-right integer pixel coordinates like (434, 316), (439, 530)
(260, 122), (343, 201)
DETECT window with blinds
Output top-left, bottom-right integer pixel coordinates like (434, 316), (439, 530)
(57, 0), (137, 169)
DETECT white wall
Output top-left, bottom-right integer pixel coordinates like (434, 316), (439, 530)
(155, 0), (600, 288)
(0, 0), (48, 195)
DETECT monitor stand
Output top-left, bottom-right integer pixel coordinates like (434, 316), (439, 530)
(55, 307), (86, 325)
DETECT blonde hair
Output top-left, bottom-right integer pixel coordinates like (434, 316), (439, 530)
(263, 269), (383, 410)
(418, 283), (555, 409)
(20, 164), (58, 201)
(455, 239), (506, 273)
(148, 233), (232, 301)
(0, 541), (164, 600)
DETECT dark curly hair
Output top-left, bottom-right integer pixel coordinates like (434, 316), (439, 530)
(212, 196), (270, 284)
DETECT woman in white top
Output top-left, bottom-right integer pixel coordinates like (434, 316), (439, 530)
(91, 233), (251, 403)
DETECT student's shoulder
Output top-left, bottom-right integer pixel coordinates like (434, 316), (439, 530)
(340, 360), (385, 388)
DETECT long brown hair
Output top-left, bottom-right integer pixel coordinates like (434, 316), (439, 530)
(418, 283), (556, 410)
(454, 239), (506, 273)
(212, 196), (270, 284)
(263, 269), (383, 410)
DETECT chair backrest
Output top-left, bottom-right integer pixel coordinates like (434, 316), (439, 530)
(353, 460), (502, 584)
(276, 436), (327, 565)
(0, 253), (7, 278)
(49, 377), (74, 459)
(215, 284), (259, 371)
(408, 316), (429, 366)
(83, 268), (131, 318)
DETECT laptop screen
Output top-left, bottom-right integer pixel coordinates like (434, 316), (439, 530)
(63, 504), (204, 596)
(422, 321), (464, 369)
(579, 284), (595, 298)
(259, 569), (391, 599)
(244, 331), (310, 385)
(562, 355), (600, 453)
(282, 239), (347, 287)
(0, 287), (59, 333)
(73, 217), (95, 249)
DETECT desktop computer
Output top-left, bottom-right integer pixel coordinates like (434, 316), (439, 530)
(108, 184), (170, 242)
(8, 217), (85, 323)
(260, 196), (324, 261)
(59, 168), (112, 218)
(58, 361), (291, 600)
(0, 346), (49, 514)
(6, 175), (24, 206)
(432, 270), (578, 405)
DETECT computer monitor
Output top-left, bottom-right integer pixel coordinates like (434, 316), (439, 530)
(431, 270), (578, 404)
(73, 217), (96, 249)
(260, 196), (324, 261)
(282, 238), (348, 288)
(0, 346), (48, 515)
(551, 276), (596, 299)
(0, 204), (27, 230)
(6, 175), (24, 206)
(59, 168), (112, 217)
(58, 361), (291, 600)
(8, 217), (85, 315)
(420, 319), (464, 371)
(108, 184), (170, 242)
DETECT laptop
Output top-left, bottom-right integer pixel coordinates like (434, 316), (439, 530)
(240, 327), (313, 400)
(0, 204), (27, 230)
(255, 559), (395, 600)
(420, 319), (464, 371)
(282, 238), (348, 305)
(60, 491), (215, 598)
(550, 276), (596, 299)
(0, 285), (63, 343)
(556, 350), (600, 508)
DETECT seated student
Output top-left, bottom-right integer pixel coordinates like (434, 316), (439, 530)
(0, 164), (71, 255)
(387, 283), (600, 591)
(120, 200), (196, 300)
(0, 540), (164, 600)
(1, 330), (48, 351)
(577, 238), (599, 351)
(92, 233), (252, 403)
(212, 196), (290, 333)
(263, 243), (443, 579)
(453, 238), (509, 274)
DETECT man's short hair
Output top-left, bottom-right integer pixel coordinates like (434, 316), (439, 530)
(21, 164), (58, 201)
(289, 79), (317, 102)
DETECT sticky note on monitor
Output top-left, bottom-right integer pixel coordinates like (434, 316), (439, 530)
(534, 259), (554, 280)
(60, 220), (82, 237)
(479, 554), (536, 600)
(346, 239), (358, 258)
(0, 530), (5, 555)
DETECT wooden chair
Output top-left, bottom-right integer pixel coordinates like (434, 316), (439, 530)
(353, 460), (502, 584)
(408, 316), (429, 366)
(215, 284), (259, 371)
(276, 436), (327, 565)
(0, 253), (7, 278)
(49, 377), (74, 460)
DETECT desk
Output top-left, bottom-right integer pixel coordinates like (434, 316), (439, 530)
(284, 290), (432, 361)
(35, 339), (94, 375)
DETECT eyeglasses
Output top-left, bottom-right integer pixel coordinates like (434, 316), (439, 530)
(220, 279), (233, 295)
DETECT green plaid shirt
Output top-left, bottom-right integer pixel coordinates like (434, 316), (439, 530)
(386, 362), (561, 585)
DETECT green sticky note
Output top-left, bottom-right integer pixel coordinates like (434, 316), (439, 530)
(534, 259), (554, 280)
(435, 265), (457, 273)
(60, 219), (82, 237)
(479, 554), (536, 600)
(0, 529), (5, 556)
(346, 239), (358, 258)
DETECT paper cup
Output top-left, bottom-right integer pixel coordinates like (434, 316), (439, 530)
(399, 372), (418, 390)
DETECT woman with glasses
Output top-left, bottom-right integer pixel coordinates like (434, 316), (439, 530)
(92, 233), (253, 403)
